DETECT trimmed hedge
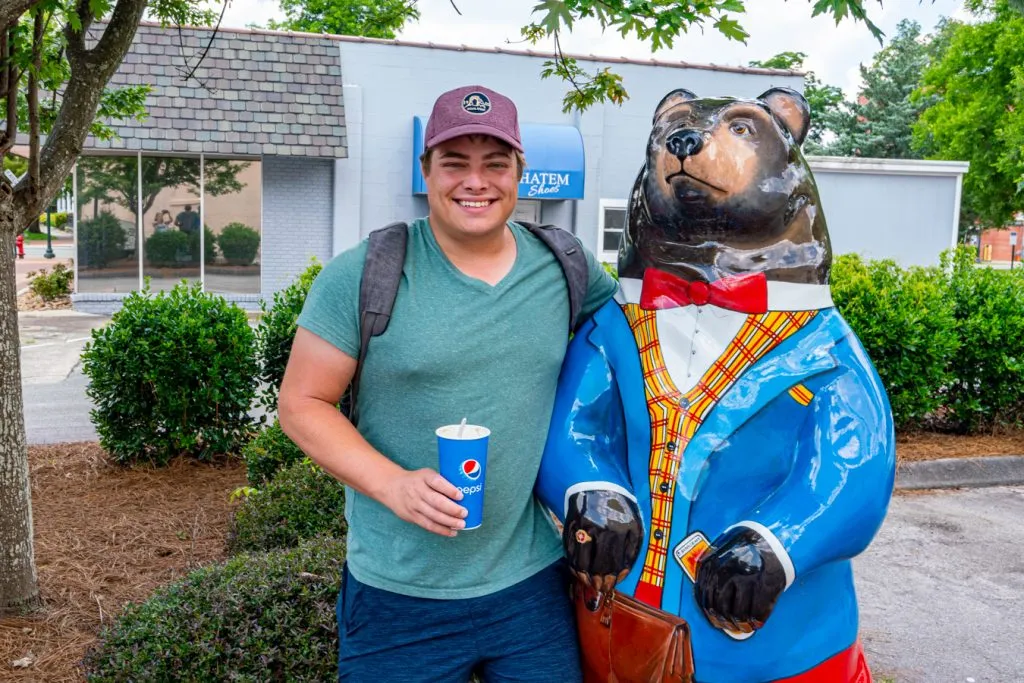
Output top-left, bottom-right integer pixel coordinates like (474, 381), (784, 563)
(78, 212), (126, 268)
(83, 537), (345, 682)
(831, 254), (958, 429)
(230, 458), (346, 554)
(218, 222), (260, 266)
(241, 419), (306, 487)
(254, 259), (322, 412)
(81, 282), (258, 465)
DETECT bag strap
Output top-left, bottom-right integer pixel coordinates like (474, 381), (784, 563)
(518, 221), (590, 333)
(349, 221), (408, 424)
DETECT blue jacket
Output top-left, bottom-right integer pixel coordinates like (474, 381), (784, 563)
(536, 299), (896, 683)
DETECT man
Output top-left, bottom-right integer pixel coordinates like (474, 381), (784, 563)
(278, 85), (618, 681)
(174, 204), (200, 235)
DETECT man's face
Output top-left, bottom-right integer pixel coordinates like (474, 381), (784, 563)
(423, 135), (520, 240)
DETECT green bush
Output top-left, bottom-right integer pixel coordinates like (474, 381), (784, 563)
(144, 229), (192, 267)
(81, 282), (259, 466)
(83, 537), (345, 682)
(255, 259), (322, 412)
(832, 254), (959, 429)
(203, 225), (217, 264)
(242, 419), (306, 487)
(943, 246), (1024, 432)
(27, 262), (74, 300)
(38, 211), (69, 229)
(78, 212), (126, 268)
(230, 458), (346, 554)
(218, 222), (260, 266)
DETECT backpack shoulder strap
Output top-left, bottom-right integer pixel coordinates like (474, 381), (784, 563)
(519, 221), (590, 333)
(349, 221), (408, 423)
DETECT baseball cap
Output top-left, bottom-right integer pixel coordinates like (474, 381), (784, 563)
(424, 85), (523, 152)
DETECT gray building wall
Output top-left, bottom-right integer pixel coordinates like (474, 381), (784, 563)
(810, 166), (960, 267)
(262, 156), (335, 294)
(334, 41), (801, 256)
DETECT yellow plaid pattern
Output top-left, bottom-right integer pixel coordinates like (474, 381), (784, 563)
(788, 383), (814, 406)
(622, 304), (816, 607)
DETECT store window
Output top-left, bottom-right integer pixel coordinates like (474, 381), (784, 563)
(74, 153), (260, 295)
(599, 199), (627, 264)
(75, 155), (140, 293)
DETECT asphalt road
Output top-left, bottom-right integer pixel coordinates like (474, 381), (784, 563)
(857, 486), (1024, 683)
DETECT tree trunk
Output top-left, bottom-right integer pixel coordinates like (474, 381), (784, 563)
(0, 205), (38, 614)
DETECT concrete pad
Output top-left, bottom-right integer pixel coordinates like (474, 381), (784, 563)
(897, 456), (1024, 491)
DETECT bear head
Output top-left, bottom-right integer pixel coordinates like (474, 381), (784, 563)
(618, 87), (832, 285)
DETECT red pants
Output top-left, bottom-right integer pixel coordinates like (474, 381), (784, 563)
(776, 641), (871, 682)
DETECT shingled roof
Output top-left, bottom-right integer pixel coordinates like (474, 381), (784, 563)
(84, 22), (346, 158)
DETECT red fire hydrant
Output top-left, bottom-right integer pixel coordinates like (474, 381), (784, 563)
(15, 233), (25, 259)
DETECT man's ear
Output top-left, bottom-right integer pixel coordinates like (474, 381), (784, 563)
(653, 88), (699, 124)
(758, 87), (811, 146)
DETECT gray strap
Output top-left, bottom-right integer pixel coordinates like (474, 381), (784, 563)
(350, 222), (407, 424)
(519, 221), (590, 332)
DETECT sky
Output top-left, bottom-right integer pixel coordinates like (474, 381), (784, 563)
(216, 0), (973, 99)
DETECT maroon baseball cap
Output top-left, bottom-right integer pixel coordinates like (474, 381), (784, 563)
(424, 85), (523, 152)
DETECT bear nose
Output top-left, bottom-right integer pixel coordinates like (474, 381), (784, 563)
(666, 130), (704, 159)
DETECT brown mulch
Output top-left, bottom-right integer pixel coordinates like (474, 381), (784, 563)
(896, 430), (1024, 462)
(16, 291), (72, 312)
(0, 443), (247, 682)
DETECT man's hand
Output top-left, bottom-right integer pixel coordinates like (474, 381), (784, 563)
(563, 490), (643, 604)
(381, 468), (469, 537)
(694, 526), (787, 634)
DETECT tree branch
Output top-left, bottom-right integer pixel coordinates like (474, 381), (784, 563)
(0, 0), (40, 35)
(0, 29), (17, 159)
(28, 10), (43, 209)
(14, 0), (147, 224)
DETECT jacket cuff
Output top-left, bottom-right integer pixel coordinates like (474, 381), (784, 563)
(729, 520), (796, 590)
(564, 481), (638, 519)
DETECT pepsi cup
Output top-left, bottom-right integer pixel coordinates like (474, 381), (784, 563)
(436, 424), (490, 530)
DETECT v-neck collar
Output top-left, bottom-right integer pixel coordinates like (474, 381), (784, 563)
(422, 218), (522, 294)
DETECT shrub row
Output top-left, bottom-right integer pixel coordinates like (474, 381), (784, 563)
(833, 247), (1024, 432)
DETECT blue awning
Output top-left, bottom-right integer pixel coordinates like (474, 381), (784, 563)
(412, 116), (585, 200)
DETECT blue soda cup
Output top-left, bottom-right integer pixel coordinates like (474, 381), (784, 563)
(436, 423), (490, 530)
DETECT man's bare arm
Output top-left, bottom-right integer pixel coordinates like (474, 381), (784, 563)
(278, 328), (468, 537)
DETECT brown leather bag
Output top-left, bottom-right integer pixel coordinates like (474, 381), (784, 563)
(574, 584), (695, 683)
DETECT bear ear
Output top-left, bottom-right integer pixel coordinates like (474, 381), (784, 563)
(653, 89), (698, 124)
(759, 87), (811, 145)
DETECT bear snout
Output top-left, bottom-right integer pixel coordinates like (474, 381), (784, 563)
(665, 129), (705, 160)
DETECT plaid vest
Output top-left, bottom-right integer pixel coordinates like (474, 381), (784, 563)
(621, 304), (817, 609)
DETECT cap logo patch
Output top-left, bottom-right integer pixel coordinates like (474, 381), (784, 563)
(462, 92), (491, 115)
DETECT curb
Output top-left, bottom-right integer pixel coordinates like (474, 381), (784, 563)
(896, 456), (1024, 490)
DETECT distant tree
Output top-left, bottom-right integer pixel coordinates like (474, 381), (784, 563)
(747, 51), (845, 152)
(913, 0), (1024, 237)
(267, 0), (419, 39)
(823, 19), (934, 159)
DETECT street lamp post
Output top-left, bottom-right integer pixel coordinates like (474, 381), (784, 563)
(43, 206), (54, 259)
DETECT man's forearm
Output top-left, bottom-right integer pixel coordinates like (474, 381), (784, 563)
(279, 397), (403, 504)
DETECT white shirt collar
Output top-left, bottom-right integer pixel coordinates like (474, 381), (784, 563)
(615, 276), (833, 312)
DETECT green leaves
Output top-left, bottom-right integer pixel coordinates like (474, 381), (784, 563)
(913, 0), (1024, 233)
(523, 0), (886, 112)
(81, 282), (259, 466)
(267, 0), (419, 39)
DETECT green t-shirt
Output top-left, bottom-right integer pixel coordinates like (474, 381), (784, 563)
(296, 218), (617, 599)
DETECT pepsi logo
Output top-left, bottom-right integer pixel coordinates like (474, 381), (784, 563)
(461, 459), (482, 481)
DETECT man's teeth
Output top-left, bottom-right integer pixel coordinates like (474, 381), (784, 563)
(458, 200), (491, 208)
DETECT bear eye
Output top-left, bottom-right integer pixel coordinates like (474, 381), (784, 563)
(730, 121), (752, 137)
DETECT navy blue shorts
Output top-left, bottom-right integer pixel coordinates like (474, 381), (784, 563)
(336, 560), (583, 682)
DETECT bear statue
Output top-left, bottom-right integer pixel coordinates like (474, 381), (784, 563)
(535, 87), (896, 683)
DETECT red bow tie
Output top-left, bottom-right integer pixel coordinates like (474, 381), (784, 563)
(640, 268), (768, 314)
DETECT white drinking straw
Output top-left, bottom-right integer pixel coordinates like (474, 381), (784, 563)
(457, 417), (467, 438)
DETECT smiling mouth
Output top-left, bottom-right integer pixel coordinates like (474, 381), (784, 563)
(455, 199), (495, 208)
(666, 170), (726, 193)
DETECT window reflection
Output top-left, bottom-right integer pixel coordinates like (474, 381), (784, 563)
(205, 159), (260, 295)
(141, 157), (201, 291)
(74, 154), (261, 296)
(76, 156), (140, 293)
